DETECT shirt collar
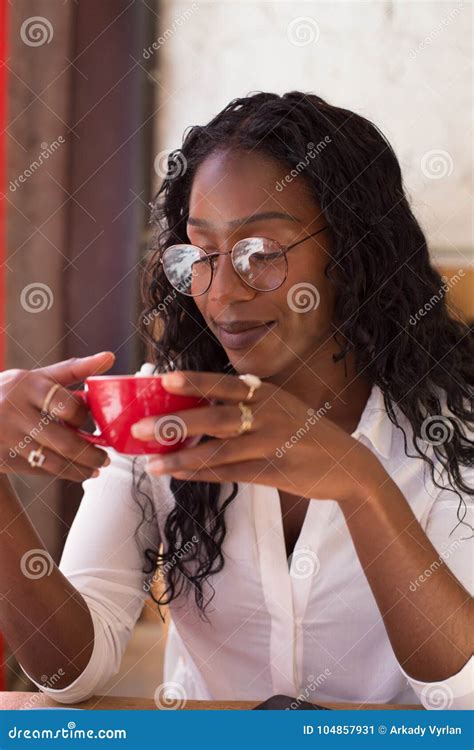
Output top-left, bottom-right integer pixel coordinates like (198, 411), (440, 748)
(351, 383), (393, 460)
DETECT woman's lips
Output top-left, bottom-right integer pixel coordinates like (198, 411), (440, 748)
(216, 321), (277, 350)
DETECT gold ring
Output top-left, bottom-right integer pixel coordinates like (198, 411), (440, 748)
(237, 401), (254, 435)
(238, 373), (262, 402)
(28, 446), (46, 468)
(41, 383), (61, 417)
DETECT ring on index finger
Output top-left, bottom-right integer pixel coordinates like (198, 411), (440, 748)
(41, 383), (61, 417)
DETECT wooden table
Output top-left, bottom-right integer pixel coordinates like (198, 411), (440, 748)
(0, 692), (421, 710)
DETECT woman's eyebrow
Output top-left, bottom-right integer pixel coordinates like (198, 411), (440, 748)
(187, 211), (302, 230)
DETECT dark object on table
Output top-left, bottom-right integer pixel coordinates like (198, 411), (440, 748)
(253, 694), (331, 710)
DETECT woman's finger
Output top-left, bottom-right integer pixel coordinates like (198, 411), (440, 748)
(131, 404), (258, 441)
(28, 376), (90, 427)
(33, 351), (116, 387)
(1, 445), (102, 483)
(145, 433), (263, 475)
(9, 404), (110, 470)
(160, 370), (268, 404)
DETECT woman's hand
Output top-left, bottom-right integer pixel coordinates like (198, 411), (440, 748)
(132, 370), (384, 504)
(0, 352), (115, 482)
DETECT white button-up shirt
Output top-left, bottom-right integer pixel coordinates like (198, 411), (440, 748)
(22, 363), (473, 708)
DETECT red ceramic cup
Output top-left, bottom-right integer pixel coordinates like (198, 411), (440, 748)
(66, 375), (210, 455)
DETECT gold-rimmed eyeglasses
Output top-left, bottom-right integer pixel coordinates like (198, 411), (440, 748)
(160, 225), (329, 297)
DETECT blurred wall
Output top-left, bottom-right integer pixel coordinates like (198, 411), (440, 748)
(5, 0), (155, 553)
(153, 0), (472, 269)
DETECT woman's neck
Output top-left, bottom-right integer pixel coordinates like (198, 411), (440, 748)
(268, 340), (373, 436)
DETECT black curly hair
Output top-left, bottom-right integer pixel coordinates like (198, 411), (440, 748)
(132, 90), (473, 618)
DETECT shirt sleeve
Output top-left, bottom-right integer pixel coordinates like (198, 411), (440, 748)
(400, 465), (474, 709)
(18, 437), (163, 703)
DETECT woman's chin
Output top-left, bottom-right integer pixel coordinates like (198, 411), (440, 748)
(227, 349), (280, 379)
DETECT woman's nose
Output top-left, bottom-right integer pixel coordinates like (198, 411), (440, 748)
(207, 252), (255, 305)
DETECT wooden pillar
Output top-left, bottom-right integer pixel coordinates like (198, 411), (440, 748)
(5, 0), (155, 541)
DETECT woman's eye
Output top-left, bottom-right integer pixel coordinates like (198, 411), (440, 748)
(251, 251), (282, 262)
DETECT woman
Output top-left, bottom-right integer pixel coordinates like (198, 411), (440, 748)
(0, 91), (472, 709)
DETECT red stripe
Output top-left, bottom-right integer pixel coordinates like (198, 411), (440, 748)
(0, 0), (8, 691)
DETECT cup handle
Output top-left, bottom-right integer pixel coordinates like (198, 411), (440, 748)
(66, 390), (109, 447)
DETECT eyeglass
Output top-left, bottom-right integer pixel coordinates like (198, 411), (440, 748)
(160, 225), (329, 297)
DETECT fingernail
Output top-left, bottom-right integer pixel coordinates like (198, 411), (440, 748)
(102, 455), (111, 466)
(131, 423), (147, 438)
(92, 469), (100, 478)
(162, 372), (185, 387)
